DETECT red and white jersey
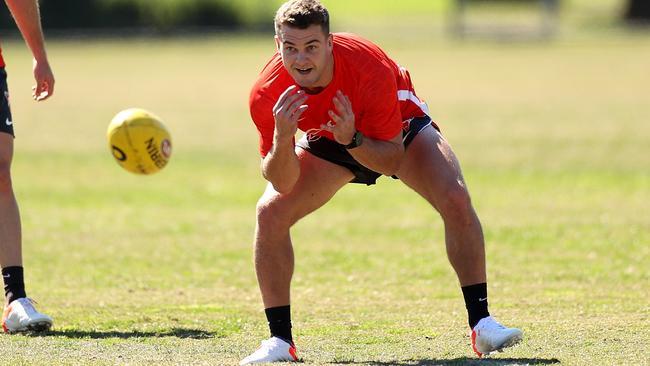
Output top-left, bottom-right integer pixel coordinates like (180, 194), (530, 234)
(249, 32), (429, 157)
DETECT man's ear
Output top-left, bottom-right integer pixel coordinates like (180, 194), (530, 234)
(327, 34), (333, 50)
(274, 35), (281, 51)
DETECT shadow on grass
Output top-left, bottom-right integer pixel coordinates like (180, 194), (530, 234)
(24, 328), (214, 339)
(332, 358), (560, 365)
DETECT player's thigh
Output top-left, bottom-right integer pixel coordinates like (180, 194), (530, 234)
(395, 125), (467, 209)
(258, 147), (354, 225)
(0, 132), (13, 168)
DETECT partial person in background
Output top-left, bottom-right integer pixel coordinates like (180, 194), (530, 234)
(1, 0), (55, 333)
(241, 0), (523, 363)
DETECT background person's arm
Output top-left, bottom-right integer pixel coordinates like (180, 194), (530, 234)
(5, 0), (54, 101)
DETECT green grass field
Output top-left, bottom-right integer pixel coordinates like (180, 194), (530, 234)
(0, 10), (648, 365)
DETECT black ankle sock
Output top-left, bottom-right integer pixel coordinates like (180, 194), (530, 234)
(462, 283), (490, 329)
(2, 266), (27, 304)
(265, 305), (293, 343)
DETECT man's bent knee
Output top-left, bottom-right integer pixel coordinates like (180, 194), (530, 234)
(256, 195), (294, 235)
(438, 181), (475, 223)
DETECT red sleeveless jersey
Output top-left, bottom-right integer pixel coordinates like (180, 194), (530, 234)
(249, 33), (429, 157)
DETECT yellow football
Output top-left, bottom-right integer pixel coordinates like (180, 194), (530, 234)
(107, 108), (172, 175)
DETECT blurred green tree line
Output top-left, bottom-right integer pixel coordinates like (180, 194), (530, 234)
(0, 0), (646, 34)
(0, 0), (277, 33)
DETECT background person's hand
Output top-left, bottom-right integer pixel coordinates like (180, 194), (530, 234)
(32, 58), (55, 101)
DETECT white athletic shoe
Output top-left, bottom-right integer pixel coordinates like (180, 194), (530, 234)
(471, 316), (522, 357)
(240, 336), (298, 365)
(2, 298), (53, 333)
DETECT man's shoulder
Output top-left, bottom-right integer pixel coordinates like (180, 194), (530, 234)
(249, 85), (276, 118)
(333, 33), (396, 76)
(250, 54), (290, 107)
(333, 32), (379, 49)
(333, 38), (397, 99)
(333, 33), (388, 59)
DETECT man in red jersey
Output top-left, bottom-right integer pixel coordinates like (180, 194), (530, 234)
(242, 0), (522, 363)
(1, 0), (55, 333)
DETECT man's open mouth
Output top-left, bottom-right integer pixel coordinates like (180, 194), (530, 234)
(296, 67), (312, 75)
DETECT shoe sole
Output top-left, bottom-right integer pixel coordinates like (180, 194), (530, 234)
(27, 321), (52, 332)
(491, 333), (523, 354)
(6, 321), (52, 334)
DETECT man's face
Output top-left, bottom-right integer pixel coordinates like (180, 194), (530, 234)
(275, 23), (333, 89)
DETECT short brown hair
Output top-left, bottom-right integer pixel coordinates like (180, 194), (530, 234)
(274, 0), (330, 36)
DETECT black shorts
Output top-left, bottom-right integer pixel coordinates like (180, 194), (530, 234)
(0, 68), (14, 137)
(296, 115), (438, 185)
